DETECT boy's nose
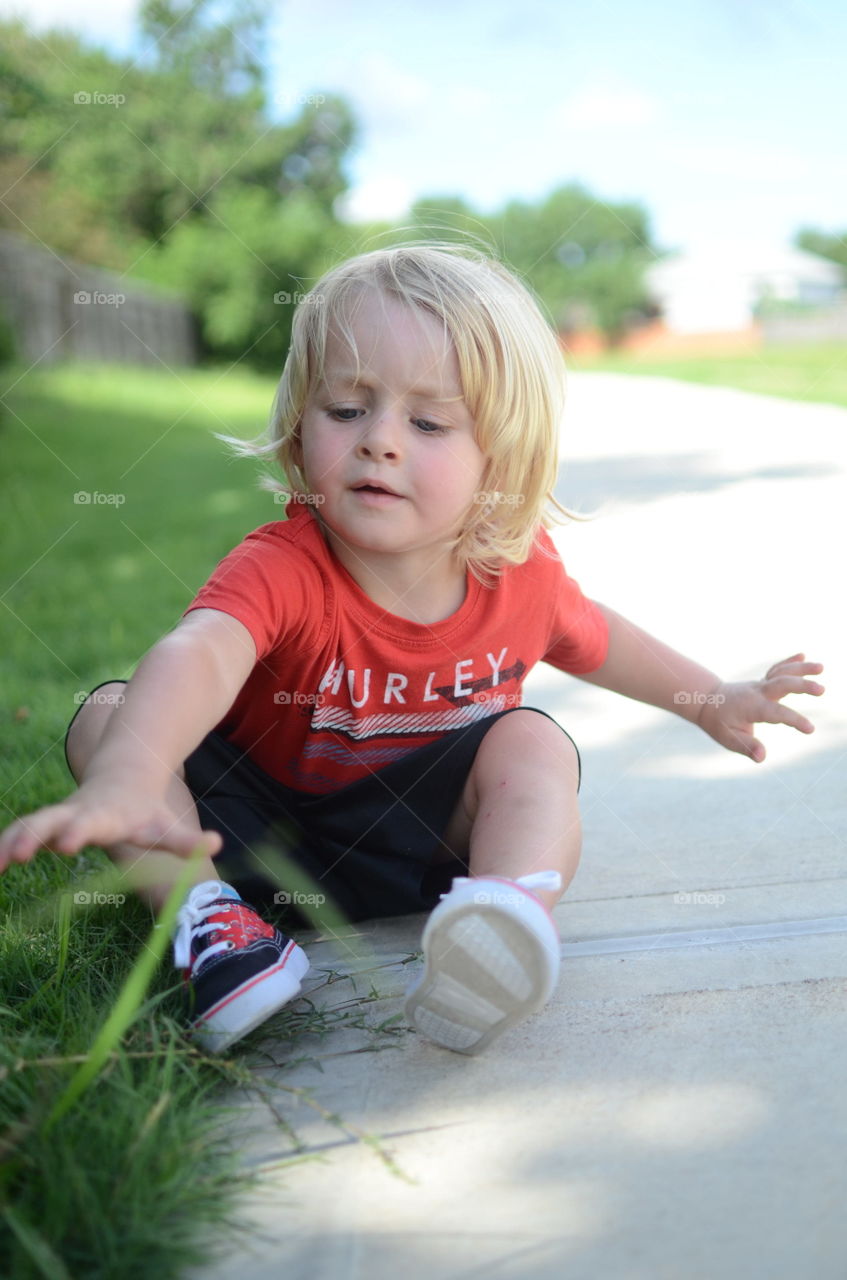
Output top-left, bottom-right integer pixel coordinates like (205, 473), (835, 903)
(355, 410), (402, 459)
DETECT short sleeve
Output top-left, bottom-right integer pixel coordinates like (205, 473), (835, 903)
(536, 529), (609, 674)
(182, 523), (323, 661)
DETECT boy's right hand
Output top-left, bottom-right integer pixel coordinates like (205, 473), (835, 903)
(0, 779), (223, 873)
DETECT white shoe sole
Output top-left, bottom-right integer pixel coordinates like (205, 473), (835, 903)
(404, 879), (560, 1055)
(192, 941), (310, 1054)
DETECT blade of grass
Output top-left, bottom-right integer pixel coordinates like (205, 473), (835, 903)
(3, 1206), (73, 1280)
(54, 889), (71, 984)
(43, 847), (206, 1132)
(247, 842), (370, 966)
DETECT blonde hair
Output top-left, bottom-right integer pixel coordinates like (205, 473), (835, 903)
(218, 240), (586, 583)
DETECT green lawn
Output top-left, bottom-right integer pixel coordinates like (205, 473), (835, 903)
(0, 362), (314, 1278)
(2, 360), (410, 1278)
(567, 340), (847, 409)
(2, 363), (278, 812)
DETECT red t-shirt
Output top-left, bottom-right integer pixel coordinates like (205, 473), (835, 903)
(184, 505), (608, 794)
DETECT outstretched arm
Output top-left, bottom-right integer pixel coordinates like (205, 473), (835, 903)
(0, 609), (257, 871)
(577, 603), (824, 762)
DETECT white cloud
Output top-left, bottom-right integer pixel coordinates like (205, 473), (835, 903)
(328, 51), (493, 136)
(668, 140), (812, 182)
(554, 81), (661, 129)
(335, 175), (416, 223)
(1, 0), (138, 50)
(448, 85), (494, 115)
(339, 51), (433, 133)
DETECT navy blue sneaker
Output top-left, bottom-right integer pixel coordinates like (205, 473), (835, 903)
(173, 880), (309, 1053)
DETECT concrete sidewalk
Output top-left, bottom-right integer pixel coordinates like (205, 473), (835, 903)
(198, 375), (846, 1280)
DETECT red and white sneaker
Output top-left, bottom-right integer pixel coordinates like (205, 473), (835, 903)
(404, 870), (562, 1055)
(173, 881), (309, 1054)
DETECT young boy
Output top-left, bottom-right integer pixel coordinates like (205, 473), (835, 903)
(0, 245), (824, 1056)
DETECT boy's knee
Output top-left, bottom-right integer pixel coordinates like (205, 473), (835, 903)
(476, 710), (579, 784)
(65, 682), (128, 778)
(440, 711), (579, 857)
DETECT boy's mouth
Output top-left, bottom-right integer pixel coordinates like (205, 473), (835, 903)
(352, 481), (403, 498)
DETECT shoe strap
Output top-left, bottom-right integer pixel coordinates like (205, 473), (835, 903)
(443, 869), (562, 900)
(515, 870), (562, 894)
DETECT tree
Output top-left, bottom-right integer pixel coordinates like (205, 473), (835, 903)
(409, 196), (496, 250)
(403, 184), (661, 345)
(796, 227), (847, 281)
(0, 8), (357, 366)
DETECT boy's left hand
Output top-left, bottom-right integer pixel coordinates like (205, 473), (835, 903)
(698, 653), (825, 763)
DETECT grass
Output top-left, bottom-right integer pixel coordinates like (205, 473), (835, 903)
(0, 361), (408, 1278)
(1, 900), (248, 1277)
(567, 340), (847, 409)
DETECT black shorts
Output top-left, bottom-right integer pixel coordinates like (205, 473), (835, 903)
(65, 683), (581, 925)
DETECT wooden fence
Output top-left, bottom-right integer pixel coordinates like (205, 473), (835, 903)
(0, 231), (197, 367)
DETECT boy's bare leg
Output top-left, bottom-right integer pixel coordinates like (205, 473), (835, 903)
(407, 710), (578, 1053)
(66, 688), (221, 913)
(438, 710), (582, 914)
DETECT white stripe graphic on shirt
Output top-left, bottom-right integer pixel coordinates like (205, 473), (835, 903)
(310, 696), (510, 741)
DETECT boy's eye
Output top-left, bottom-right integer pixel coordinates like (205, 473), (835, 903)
(327, 407), (447, 434)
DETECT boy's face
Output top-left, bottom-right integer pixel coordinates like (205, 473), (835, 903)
(299, 289), (486, 590)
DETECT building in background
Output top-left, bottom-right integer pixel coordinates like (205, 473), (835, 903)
(566, 242), (847, 358)
(643, 243), (845, 351)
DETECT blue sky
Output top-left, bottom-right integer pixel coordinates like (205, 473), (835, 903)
(7, 0), (847, 259)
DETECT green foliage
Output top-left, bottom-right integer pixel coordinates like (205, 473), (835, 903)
(489, 184), (662, 343)
(138, 151), (351, 367)
(409, 194), (494, 247)
(796, 226), (847, 280)
(0, 7), (356, 367)
(410, 184), (662, 344)
(137, 0), (267, 95)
